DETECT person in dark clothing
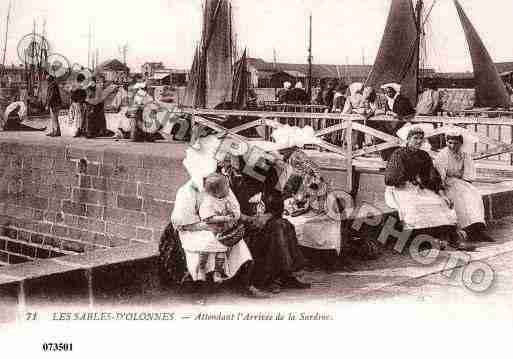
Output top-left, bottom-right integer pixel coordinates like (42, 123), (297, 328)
(287, 82), (309, 104)
(221, 154), (310, 294)
(321, 80), (336, 110)
(276, 81), (291, 104)
(83, 77), (116, 138)
(367, 83), (415, 161)
(68, 73), (88, 137)
(45, 75), (62, 137)
(382, 83), (415, 119)
(1, 101), (46, 131)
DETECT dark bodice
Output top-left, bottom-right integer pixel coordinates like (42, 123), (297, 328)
(385, 147), (442, 192)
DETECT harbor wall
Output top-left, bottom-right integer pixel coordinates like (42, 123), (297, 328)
(0, 137), (189, 265)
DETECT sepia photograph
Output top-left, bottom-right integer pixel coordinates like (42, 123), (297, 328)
(0, 0), (512, 356)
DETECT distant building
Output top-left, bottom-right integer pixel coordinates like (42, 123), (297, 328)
(141, 62), (165, 80)
(246, 57), (439, 89)
(247, 57), (374, 88)
(142, 61), (188, 86)
(0, 65), (26, 87)
(95, 59), (130, 83)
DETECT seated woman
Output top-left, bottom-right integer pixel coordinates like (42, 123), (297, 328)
(384, 126), (475, 251)
(434, 130), (494, 243)
(170, 138), (268, 300)
(221, 153), (310, 294)
(1, 101), (46, 132)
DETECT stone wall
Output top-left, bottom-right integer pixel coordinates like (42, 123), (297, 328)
(0, 138), (189, 264)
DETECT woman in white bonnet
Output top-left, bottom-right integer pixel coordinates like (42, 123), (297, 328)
(434, 127), (494, 243)
(170, 135), (268, 300)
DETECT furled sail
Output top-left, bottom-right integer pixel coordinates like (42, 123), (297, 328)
(366, 0), (420, 105)
(454, 0), (511, 108)
(183, 0), (233, 108)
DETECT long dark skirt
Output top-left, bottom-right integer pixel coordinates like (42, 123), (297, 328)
(244, 217), (305, 287)
(83, 103), (113, 138)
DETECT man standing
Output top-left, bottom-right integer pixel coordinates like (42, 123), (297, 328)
(45, 75), (62, 137)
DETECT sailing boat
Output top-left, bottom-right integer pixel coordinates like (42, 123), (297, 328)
(366, 0), (511, 109)
(183, 0), (234, 109)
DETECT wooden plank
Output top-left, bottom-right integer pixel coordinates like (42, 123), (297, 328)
(228, 119), (265, 133)
(345, 120), (353, 193)
(412, 115), (513, 126)
(473, 144), (513, 160)
(352, 122), (398, 142)
(316, 140), (348, 157)
(315, 122), (348, 136)
(187, 108), (366, 121)
(352, 140), (401, 158)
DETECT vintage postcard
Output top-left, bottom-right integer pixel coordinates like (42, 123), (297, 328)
(0, 0), (512, 356)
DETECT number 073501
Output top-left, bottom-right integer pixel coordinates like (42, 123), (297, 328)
(41, 343), (73, 351)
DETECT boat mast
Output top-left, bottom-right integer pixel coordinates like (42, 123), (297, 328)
(307, 12), (312, 103)
(1, 0), (12, 76)
(415, 0), (424, 98)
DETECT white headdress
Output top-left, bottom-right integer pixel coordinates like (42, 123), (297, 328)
(133, 82), (147, 90)
(396, 123), (434, 151)
(442, 125), (479, 153)
(295, 81), (303, 89)
(381, 82), (402, 94)
(284, 81), (292, 89)
(348, 82), (364, 96)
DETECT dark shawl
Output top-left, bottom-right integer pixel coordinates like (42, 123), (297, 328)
(385, 147), (442, 192)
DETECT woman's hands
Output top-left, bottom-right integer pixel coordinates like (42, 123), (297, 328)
(179, 221), (210, 232)
(240, 213), (272, 229)
(440, 194), (454, 209)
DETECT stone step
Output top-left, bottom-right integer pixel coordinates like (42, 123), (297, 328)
(0, 236), (72, 264)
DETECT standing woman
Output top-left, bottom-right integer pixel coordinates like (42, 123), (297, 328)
(84, 77), (116, 138)
(45, 75), (63, 137)
(434, 130), (494, 243)
(68, 74), (87, 137)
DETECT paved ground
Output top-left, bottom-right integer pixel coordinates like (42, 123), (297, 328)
(82, 216), (513, 313)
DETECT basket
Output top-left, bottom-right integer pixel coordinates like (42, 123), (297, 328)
(217, 224), (245, 247)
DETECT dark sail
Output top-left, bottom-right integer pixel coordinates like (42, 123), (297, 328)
(183, 46), (202, 107)
(231, 49), (248, 109)
(183, 0), (233, 108)
(366, 0), (420, 105)
(454, 0), (511, 108)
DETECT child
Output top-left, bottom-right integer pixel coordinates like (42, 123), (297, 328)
(199, 173), (241, 282)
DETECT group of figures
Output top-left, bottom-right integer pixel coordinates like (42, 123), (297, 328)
(161, 137), (313, 300)
(275, 79), (442, 155)
(159, 115), (494, 302)
(0, 73), (117, 138)
(385, 124), (493, 252)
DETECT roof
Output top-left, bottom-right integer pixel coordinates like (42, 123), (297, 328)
(278, 70), (306, 78)
(434, 72), (475, 79)
(96, 59), (129, 72)
(247, 57), (373, 78)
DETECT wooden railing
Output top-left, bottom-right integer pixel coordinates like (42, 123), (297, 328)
(183, 108), (513, 193)
(258, 101), (328, 114)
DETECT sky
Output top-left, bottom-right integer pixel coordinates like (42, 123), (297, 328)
(0, 0), (512, 73)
